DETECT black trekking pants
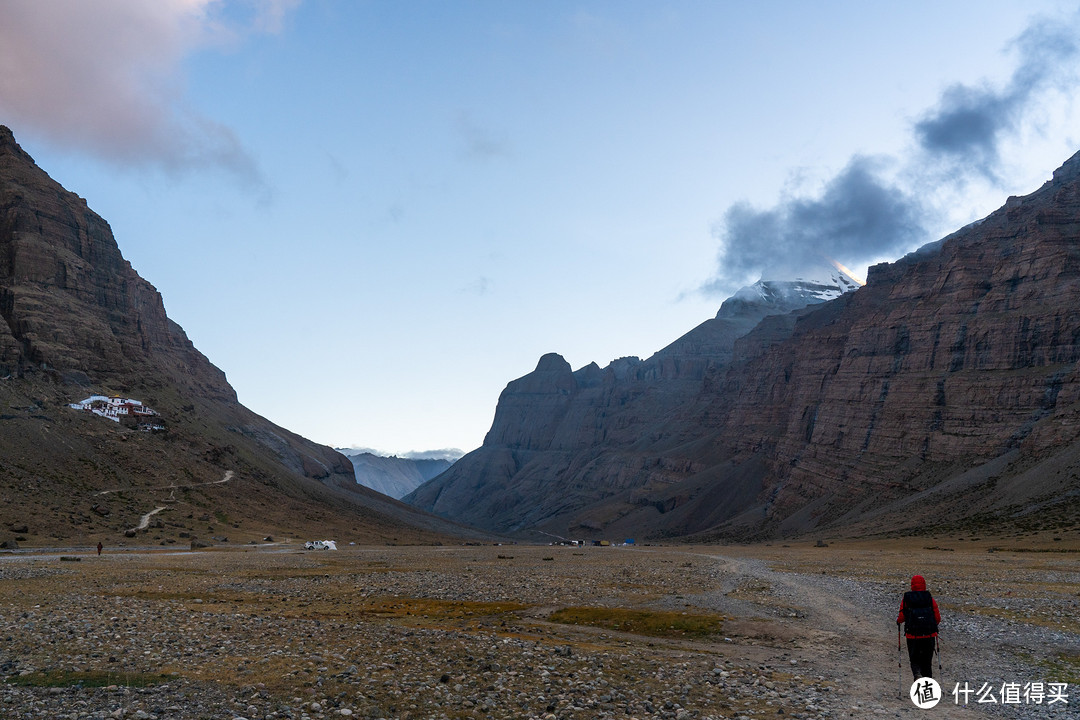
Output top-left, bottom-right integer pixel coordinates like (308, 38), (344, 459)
(907, 637), (936, 679)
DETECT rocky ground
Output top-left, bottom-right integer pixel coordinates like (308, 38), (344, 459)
(0, 537), (1077, 719)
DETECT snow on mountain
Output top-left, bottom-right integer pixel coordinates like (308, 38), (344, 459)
(717, 268), (860, 322)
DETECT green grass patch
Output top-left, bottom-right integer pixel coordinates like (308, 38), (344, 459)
(548, 606), (724, 638)
(4, 670), (175, 688)
(1041, 653), (1080, 684)
(962, 604), (1080, 634)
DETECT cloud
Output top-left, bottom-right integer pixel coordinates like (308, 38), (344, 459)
(0, 0), (297, 186)
(455, 113), (510, 161)
(460, 276), (493, 296)
(702, 156), (928, 294)
(401, 449), (464, 461)
(914, 15), (1080, 182)
(703, 12), (1080, 298)
(336, 446), (464, 461)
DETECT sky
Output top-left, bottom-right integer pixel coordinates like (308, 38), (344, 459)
(2, 1), (1080, 457)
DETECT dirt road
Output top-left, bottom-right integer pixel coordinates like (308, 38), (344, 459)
(690, 542), (1079, 718)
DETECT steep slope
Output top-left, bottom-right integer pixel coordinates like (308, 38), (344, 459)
(409, 151), (1080, 541)
(405, 274), (860, 534)
(0, 126), (470, 546)
(695, 154), (1080, 538)
(342, 451), (454, 499)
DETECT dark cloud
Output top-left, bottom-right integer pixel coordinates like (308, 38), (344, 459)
(702, 156), (928, 294)
(704, 12), (1080, 298)
(914, 16), (1079, 181)
(913, 83), (1013, 178)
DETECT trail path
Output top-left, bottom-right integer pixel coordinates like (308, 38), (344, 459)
(695, 552), (1078, 719)
(100, 471), (234, 537)
(97, 470), (234, 496)
(130, 506), (167, 533)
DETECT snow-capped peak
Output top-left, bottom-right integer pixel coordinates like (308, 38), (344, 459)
(716, 270), (860, 320)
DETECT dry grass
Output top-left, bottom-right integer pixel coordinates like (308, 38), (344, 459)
(118, 587), (528, 624)
(1040, 653), (1080, 684)
(960, 604), (1080, 634)
(547, 605), (725, 638)
(3, 540), (1074, 718)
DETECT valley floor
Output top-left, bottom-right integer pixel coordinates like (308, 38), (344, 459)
(0, 538), (1076, 719)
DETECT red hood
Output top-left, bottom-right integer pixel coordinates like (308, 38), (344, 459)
(910, 575), (926, 591)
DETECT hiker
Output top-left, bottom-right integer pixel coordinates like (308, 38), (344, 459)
(897, 574), (940, 679)
(97, 542), (102, 556)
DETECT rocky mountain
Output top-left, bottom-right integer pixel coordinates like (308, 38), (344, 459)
(0, 125), (473, 546)
(407, 151), (1080, 541)
(340, 450), (455, 499)
(404, 273), (863, 534)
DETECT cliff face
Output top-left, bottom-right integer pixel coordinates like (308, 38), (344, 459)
(0, 125), (233, 398)
(406, 277), (861, 534)
(0, 126), (464, 545)
(710, 152), (1080, 534)
(409, 151), (1080, 539)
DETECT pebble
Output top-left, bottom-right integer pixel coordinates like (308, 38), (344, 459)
(1, 544), (1073, 719)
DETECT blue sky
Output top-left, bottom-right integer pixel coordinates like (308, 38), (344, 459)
(2, 1), (1079, 456)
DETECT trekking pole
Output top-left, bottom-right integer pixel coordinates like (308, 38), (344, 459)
(897, 625), (903, 699)
(936, 635), (943, 682)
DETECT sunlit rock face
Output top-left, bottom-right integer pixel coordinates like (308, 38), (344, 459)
(409, 149), (1080, 540)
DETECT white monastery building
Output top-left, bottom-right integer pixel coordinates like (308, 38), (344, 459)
(69, 395), (160, 423)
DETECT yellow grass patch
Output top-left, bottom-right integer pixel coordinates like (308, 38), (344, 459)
(120, 588), (527, 623)
(548, 606), (724, 638)
(961, 604), (1080, 634)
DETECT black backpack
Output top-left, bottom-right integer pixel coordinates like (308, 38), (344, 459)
(903, 590), (938, 636)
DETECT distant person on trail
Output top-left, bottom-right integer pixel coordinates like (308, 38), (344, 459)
(897, 574), (940, 679)
(97, 542), (102, 556)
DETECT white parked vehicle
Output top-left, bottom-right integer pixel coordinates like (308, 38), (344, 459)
(304, 540), (337, 550)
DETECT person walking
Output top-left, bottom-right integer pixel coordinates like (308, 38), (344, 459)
(897, 574), (940, 679)
(96, 542), (103, 556)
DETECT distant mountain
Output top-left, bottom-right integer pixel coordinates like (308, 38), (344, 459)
(404, 272), (862, 534)
(339, 450), (458, 499)
(0, 125), (473, 546)
(407, 150), (1080, 541)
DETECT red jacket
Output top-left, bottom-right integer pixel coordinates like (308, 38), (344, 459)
(897, 575), (940, 638)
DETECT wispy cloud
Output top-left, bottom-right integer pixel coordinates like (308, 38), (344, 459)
(460, 276), (494, 296)
(702, 12), (1080, 297)
(914, 15), (1080, 182)
(455, 112), (510, 162)
(402, 448), (464, 461)
(0, 0), (298, 188)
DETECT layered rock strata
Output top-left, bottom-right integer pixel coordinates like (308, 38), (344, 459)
(409, 152), (1080, 539)
(0, 126), (466, 543)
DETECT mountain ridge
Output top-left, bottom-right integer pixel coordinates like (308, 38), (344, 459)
(340, 450), (455, 499)
(407, 150), (1080, 540)
(405, 274), (865, 534)
(0, 125), (474, 546)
